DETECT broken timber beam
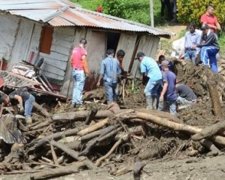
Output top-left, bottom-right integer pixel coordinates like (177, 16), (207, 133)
(192, 121), (225, 141)
(134, 111), (225, 146)
(33, 102), (51, 118)
(30, 162), (87, 180)
(52, 110), (114, 121)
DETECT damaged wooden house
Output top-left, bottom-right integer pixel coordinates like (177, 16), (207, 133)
(0, 0), (170, 98)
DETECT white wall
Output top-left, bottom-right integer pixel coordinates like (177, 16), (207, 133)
(0, 15), (19, 61)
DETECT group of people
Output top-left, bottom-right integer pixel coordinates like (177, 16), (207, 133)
(70, 38), (124, 107)
(136, 52), (196, 116)
(70, 37), (197, 116)
(184, 5), (221, 73)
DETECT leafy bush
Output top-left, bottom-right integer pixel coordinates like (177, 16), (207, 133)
(177, 0), (225, 28)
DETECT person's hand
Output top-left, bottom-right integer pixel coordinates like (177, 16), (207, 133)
(85, 72), (90, 78)
(159, 95), (164, 102)
(17, 104), (24, 113)
(96, 81), (101, 87)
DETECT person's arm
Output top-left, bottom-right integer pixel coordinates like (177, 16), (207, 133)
(82, 55), (90, 76)
(196, 33), (202, 54)
(97, 61), (104, 87)
(14, 95), (23, 107)
(215, 17), (221, 31)
(117, 61), (121, 76)
(200, 33), (216, 47)
(160, 73), (168, 101)
(160, 81), (168, 101)
(206, 24), (217, 30)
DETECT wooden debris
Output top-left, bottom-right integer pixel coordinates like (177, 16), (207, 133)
(30, 162), (88, 180)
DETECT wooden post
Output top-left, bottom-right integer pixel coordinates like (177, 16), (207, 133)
(150, 0), (154, 27)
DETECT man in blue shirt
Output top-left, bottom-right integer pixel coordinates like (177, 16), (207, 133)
(184, 23), (201, 64)
(97, 49), (121, 104)
(159, 60), (177, 116)
(136, 52), (163, 110)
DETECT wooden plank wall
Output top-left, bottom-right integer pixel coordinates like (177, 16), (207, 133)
(60, 28), (86, 97)
(61, 29), (106, 97)
(39, 27), (75, 82)
(86, 30), (106, 73)
(130, 35), (160, 79)
(116, 33), (137, 71)
(10, 19), (36, 66)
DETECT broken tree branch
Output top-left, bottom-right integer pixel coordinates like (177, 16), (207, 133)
(30, 162), (87, 180)
(50, 143), (59, 166)
(50, 140), (84, 161)
(192, 121), (225, 141)
(95, 138), (123, 167)
(30, 127), (80, 150)
(134, 111), (225, 146)
(52, 110), (114, 121)
(33, 102), (51, 118)
(77, 118), (109, 136)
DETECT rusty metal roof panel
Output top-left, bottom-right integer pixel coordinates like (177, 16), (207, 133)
(0, 0), (170, 37)
(49, 15), (74, 26)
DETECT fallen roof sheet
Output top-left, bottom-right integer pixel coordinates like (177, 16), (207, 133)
(0, 0), (170, 37)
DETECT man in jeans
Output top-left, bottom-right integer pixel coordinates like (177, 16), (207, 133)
(176, 83), (197, 109)
(184, 23), (201, 64)
(198, 24), (220, 73)
(70, 38), (90, 108)
(97, 49), (121, 104)
(9, 87), (35, 124)
(136, 52), (162, 110)
(159, 60), (177, 116)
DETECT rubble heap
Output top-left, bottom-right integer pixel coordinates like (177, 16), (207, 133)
(0, 60), (225, 180)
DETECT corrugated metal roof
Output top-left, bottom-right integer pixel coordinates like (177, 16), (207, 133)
(0, 0), (171, 37)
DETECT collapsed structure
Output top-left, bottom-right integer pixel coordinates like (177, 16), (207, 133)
(0, 0), (170, 97)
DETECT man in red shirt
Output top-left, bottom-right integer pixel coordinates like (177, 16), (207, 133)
(70, 38), (89, 108)
(200, 5), (221, 32)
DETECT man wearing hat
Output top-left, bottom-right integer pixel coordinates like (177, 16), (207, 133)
(136, 52), (162, 110)
(159, 60), (177, 116)
(198, 24), (220, 73)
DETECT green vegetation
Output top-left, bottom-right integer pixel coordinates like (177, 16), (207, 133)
(72, 0), (224, 57)
(72, 0), (165, 26)
(177, 0), (225, 27)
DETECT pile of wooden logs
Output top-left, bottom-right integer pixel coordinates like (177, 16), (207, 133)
(0, 100), (225, 180)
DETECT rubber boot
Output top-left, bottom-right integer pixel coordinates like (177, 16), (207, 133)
(146, 96), (153, 110)
(152, 96), (158, 110)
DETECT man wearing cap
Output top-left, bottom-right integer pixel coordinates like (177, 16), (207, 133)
(136, 52), (162, 110)
(97, 49), (121, 104)
(70, 38), (90, 108)
(159, 60), (177, 116)
(198, 24), (220, 73)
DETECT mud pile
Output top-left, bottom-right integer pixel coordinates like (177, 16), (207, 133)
(1, 60), (225, 179)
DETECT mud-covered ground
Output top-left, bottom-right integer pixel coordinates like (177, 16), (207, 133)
(2, 154), (225, 180)
(1, 59), (225, 179)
